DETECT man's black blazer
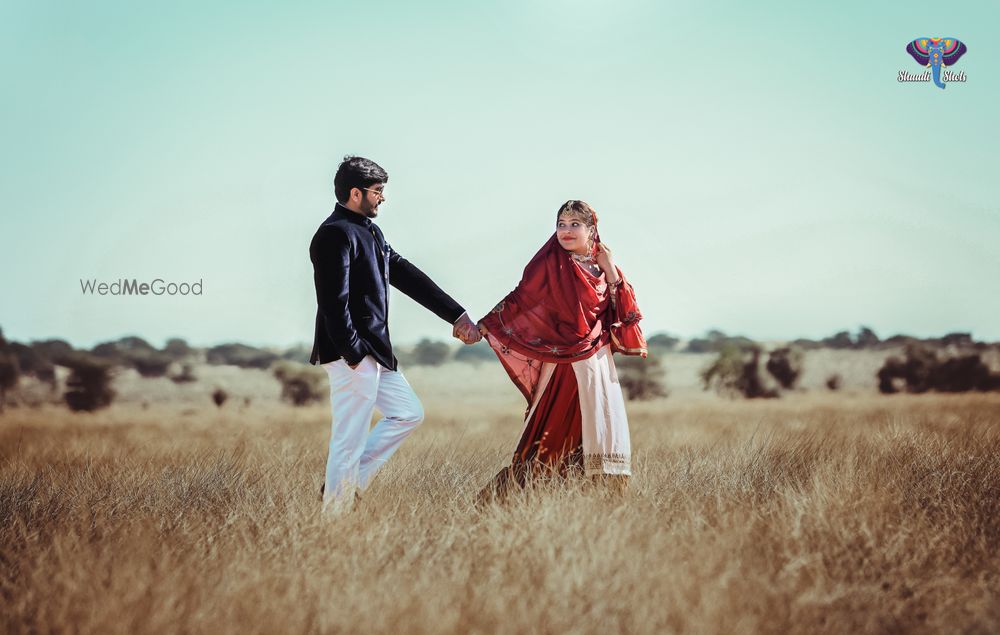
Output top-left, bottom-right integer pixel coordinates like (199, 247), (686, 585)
(309, 204), (465, 371)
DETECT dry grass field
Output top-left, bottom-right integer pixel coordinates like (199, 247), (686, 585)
(2, 362), (999, 634)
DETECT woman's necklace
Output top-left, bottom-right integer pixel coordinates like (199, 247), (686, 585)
(572, 253), (601, 278)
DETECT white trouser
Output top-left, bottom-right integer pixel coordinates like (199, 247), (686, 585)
(321, 355), (424, 513)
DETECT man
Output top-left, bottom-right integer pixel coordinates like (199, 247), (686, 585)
(310, 155), (481, 514)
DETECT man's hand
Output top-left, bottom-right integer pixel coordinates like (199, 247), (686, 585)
(452, 313), (482, 345)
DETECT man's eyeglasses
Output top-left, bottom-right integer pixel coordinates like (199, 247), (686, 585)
(362, 187), (386, 200)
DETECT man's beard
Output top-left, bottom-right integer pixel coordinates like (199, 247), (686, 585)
(362, 200), (379, 217)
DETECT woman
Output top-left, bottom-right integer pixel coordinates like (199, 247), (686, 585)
(477, 200), (647, 500)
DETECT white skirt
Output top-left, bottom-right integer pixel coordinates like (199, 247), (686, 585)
(524, 345), (632, 476)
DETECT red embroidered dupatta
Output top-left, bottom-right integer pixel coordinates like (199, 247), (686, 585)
(478, 233), (647, 404)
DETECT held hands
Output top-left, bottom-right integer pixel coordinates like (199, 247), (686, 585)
(452, 313), (482, 345)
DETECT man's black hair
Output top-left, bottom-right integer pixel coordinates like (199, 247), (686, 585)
(334, 156), (389, 204)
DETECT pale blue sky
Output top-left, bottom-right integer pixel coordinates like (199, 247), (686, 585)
(1, 1), (997, 348)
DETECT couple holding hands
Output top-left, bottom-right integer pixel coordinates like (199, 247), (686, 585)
(309, 156), (647, 514)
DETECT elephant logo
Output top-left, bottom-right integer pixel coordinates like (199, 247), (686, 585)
(905, 38), (968, 89)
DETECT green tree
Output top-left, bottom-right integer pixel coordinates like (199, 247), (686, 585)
(646, 333), (680, 351)
(163, 337), (193, 359)
(701, 345), (778, 399)
(0, 328), (20, 412)
(765, 347), (804, 389)
(616, 355), (668, 400)
(273, 361), (326, 406)
(206, 343), (278, 369)
(412, 339), (451, 366)
(454, 341), (498, 364)
(61, 352), (115, 412)
(8, 342), (56, 387)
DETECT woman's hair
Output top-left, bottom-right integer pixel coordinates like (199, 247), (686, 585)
(556, 200), (598, 227)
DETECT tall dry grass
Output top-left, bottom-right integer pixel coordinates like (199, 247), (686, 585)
(1, 392), (999, 634)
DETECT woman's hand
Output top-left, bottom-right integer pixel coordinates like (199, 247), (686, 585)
(595, 243), (620, 284)
(453, 312), (482, 344)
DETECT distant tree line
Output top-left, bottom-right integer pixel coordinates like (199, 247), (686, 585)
(691, 327), (1000, 400)
(877, 344), (1000, 394)
(1, 323), (997, 412)
(642, 326), (997, 355)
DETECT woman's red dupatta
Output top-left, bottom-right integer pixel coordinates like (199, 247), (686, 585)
(478, 233), (647, 403)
